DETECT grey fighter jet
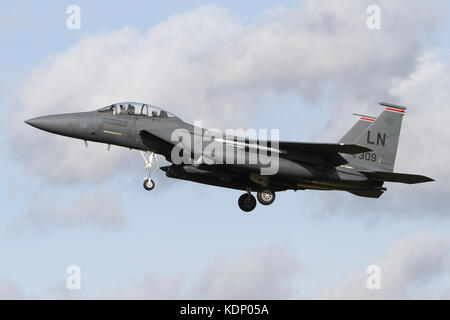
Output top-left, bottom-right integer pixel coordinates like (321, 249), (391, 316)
(25, 102), (433, 212)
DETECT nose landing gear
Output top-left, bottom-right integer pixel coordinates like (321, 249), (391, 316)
(140, 151), (158, 191)
(143, 178), (155, 190)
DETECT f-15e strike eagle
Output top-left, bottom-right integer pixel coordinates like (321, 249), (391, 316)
(25, 102), (433, 212)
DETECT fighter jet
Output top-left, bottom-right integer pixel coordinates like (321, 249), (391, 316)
(25, 102), (433, 212)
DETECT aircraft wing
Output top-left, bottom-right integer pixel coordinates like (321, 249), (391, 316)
(279, 142), (371, 154)
(278, 142), (372, 166)
(140, 127), (371, 167)
(359, 171), (435, 184)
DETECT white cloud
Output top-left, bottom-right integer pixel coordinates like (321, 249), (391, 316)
(109, 245), (300, 299)
(8, 0), (443, 183)
(0, 279), (24, 299)
(389, 50), (450, 190)
(111, 273), (186, 300)
(88, 234), (450, 300)
(318, 233), (450, 299)
(6, 235), (450, 300)
(10, 188), (127, 233)
(192, 245), (301, 299)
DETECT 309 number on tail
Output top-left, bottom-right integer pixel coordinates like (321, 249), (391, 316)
(358, 152), (377, 162)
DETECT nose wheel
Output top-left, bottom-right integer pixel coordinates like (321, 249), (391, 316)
(140, 151), (158, 191)
(143, 178), (155, 191)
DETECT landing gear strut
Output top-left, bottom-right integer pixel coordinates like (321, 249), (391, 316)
(238, 188), (257, 212)
(140, 151), (158, 191)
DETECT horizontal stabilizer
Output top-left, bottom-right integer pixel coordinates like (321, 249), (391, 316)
(360, 171), (434, 184)
(279, 142), (372, 155)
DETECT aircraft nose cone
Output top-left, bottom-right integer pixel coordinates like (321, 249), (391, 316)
(25, 117), (42, 128)
(24, 114), (76, 137)
(25, 115), (58, 131)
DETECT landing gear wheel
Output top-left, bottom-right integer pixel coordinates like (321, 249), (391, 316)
(238, 193), (257, 212)
(140, 151), (158, 191)
(257, 189), (275, 205)
(143, 178), (155, 191)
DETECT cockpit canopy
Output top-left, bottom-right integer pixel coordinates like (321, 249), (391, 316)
(97, 102), (177, 118)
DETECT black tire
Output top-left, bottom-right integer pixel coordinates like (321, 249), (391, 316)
(238, 193), (257, 212)
(143, 179), (155, 191)
(257, 189), (276, 205)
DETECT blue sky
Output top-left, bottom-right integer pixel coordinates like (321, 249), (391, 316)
(1, 0), (450, 299)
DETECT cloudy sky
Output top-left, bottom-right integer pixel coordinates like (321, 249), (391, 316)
(1, 0), (449, 299)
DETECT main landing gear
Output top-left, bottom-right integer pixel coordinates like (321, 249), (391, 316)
(140, 151), (157, 191)
(238, 192), (257, 212)
(238, 188), (276, 212)
(257, 189), (276, 205)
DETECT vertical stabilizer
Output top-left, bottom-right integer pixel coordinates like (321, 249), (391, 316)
(343, 102), (406, 172)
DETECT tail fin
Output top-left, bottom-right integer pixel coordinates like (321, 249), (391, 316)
(343, 102), (406, 172)
(338, 114), (376, 144)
